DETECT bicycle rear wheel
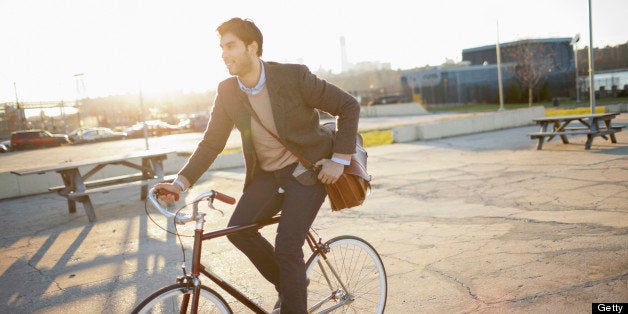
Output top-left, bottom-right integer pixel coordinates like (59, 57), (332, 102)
(305, 235), (387, 313)
(132, 283), (232, 314)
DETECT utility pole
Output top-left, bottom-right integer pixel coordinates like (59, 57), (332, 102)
(496, 21), (505, 111)
(60, 101), (68, 133)
(570, 34), (581, 103)
(587, 0), (596, 113)
(140, 91), (149, 150)
(74, 73), (85, 127)
(13, 82), (24, 130)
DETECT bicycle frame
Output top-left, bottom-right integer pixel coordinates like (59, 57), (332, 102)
(186, 215), (280, 313)
(188, 215), (350, 314)
(147, 188), (350, 314)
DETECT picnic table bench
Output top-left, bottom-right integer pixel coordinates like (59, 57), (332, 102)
(530, 113), (623, 150)
(11, 149), (176, 222)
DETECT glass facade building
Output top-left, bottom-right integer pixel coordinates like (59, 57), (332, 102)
(402, 38), (575, 104)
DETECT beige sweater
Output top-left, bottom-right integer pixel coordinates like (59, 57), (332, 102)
(248, 85), (297, 171)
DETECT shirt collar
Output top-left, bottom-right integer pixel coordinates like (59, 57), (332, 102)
(237, 60), (266, 95)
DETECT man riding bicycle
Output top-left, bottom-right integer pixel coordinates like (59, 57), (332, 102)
(154, 17), (360, 314)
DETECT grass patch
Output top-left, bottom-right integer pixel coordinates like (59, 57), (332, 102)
(360, 129), (393, 147)
(221, 147), (242, 154)
(545, 107), (605, 116)
(429, 97), (628, 113)
(429, 103), (530, 112)
(177, 147), (241, 158)
(536, 97), (628, 107)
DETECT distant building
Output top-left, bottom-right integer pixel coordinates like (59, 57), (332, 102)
(0, 101), (80, 136)
(339, 36), (391, 74)
(402, 38), (575, 105)
(353, 61), (391, 72)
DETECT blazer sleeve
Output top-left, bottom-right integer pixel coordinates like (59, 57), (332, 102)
(178, 87), (234, 186)
(298, 65), (360, 155)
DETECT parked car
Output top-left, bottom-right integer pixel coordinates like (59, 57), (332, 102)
(124, 120), (181, 138)
(0, 140), (9, 153)
(10, 129), (70, 150)
(188, 114), (210, 132)
(67, 127), (91, 142)
(367, 94), (411, 106)
(69, 127), (127, 144)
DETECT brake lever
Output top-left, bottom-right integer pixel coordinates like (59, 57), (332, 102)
(206, 198), (224, 216)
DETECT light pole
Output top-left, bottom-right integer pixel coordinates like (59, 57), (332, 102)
(13, 82), (25, 130)
(496, 20), (504, 111)
(587, 0), (596, 113)
(60, 100), (67, 133)
(139, 90), (149, 150)
(74, 73), (85, 127)
(570, 34), (580, 103)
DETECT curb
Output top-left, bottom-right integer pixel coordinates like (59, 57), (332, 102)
(392, 106), (545, 142)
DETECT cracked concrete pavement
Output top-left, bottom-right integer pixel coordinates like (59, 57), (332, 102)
(0, 115), (626, 313)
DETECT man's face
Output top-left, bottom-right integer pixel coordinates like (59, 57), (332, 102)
(219, 32), (257, 77)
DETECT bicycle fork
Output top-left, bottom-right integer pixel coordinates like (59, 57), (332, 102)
(306, 233), (355, 314)
(178, 276), (202, 314)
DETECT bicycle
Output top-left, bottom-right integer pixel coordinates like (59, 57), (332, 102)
(132, 187), (387, 314)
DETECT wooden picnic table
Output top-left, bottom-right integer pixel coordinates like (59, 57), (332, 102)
(530, 113), (623, 150)
(11, 149), (175, 222)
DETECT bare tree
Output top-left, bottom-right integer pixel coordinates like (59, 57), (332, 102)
(506, 40), (555, 106)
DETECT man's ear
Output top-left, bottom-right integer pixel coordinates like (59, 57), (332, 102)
(248, 41), (259, 56)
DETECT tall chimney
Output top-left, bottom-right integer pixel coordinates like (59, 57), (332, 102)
(340, 36), (350, 72)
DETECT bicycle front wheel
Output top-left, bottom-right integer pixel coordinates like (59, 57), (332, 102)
(132, 283), (232, 314)
(305, 235), (387, 313)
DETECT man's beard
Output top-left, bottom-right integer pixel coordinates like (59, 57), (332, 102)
(229, 56), (253, 77)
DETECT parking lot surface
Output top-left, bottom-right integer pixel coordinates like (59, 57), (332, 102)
(0, 115), (626, 313)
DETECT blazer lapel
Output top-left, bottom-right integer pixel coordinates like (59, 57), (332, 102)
(230, 79), (254, 134)
(263, 61), (287, 139)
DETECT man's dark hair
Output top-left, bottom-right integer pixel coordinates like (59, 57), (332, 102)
(217, 18), (263, 57)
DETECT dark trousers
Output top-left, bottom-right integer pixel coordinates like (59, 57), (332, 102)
(227, 163), (326, 314)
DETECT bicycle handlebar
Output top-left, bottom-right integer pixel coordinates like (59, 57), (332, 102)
(147, 187), (235, 224)
(213, 190), (236, 205)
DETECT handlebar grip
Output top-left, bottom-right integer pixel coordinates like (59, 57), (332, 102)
(156, 189), (180, 202)
(213, 190), (236, 204)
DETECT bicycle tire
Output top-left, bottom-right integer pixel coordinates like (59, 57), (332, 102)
(132, 283), (232, 314)
(305, 235), (387, 313)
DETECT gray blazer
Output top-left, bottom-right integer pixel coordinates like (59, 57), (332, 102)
(179, 61), (360, 188)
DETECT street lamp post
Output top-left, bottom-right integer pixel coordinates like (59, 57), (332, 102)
(496, 21), (505, 111)
(570, 34), (581, 103)
(139, 90), (149, 150)
(587, 0), (596, 114)
(74, 73), (85, 128)
(60, 101), (67, 133)
(13, 82), (25, 130)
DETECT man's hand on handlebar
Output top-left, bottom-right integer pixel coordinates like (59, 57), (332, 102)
(153, 182), (181, 203)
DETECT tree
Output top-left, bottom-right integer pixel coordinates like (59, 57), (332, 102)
(505, 83), (522, 103)
(506, 40), (555, 106)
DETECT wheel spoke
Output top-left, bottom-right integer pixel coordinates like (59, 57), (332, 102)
(305, 236), (387, 314)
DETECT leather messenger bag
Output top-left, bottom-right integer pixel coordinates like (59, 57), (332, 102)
(319, 122), (371, 211)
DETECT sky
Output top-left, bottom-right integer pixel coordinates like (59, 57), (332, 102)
(1, 0), (627, 103)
